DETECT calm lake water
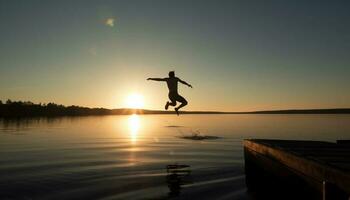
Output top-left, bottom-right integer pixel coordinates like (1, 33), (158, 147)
(1, 114), (350, 199)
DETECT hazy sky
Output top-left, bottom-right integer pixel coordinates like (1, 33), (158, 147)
(1, 0), (349, 111)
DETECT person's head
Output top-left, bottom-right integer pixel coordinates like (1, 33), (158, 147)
(169, 71), (175, 78)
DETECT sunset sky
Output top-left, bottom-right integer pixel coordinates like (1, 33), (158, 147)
(1, 0), (349, 111)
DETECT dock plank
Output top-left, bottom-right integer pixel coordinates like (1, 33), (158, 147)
(243, 139), (350, 199)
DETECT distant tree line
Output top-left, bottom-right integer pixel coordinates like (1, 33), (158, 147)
(0, 99), (111, 117)
(1, 99), (349, 118)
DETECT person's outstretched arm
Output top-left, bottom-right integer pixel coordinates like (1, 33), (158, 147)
(147, 78), (166, 81)
(178, 78), (193, 88)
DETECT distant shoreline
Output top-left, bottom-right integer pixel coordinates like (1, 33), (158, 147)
(0, 100), (350, 117)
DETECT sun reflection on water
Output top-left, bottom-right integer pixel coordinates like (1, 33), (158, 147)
(128, 114), (140, 143)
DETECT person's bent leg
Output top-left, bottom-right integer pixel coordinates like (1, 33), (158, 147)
(166, 92), (176, 110)
(169, 100), (177, 106)
(167, 93), (177, 109)
(165, 101), (176, 110)
(165, 101), (169, 110)
(177, 99), (187, 110)
(174, 95), (188, 115)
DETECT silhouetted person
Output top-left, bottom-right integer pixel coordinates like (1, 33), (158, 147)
(147, 71), (192, 115)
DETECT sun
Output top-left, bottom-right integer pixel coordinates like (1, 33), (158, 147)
(125, 93), (144, 109)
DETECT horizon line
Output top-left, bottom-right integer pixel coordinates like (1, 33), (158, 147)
(1, 99), (350, 114)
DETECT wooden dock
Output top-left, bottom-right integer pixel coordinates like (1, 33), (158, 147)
(243, 139), (350, 200)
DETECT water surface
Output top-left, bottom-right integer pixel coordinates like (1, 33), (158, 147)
(1, 114), (350, 199)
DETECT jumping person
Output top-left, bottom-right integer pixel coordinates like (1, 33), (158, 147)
(147, 71), (192, 115)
